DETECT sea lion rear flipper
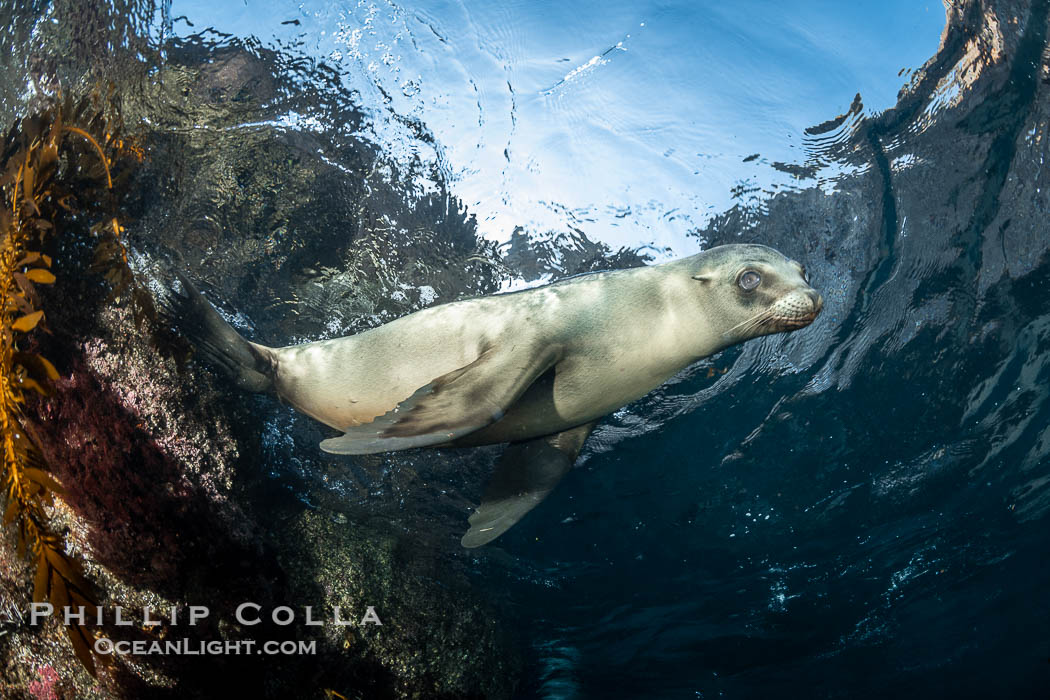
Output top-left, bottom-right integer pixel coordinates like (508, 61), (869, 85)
(461, 421), (596, 548)
(319, 344), (563, 455)
(160, 272), (275, 393)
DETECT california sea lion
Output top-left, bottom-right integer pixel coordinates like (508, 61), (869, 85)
(167, 244), (822, 547)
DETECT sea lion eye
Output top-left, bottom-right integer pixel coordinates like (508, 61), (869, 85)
(738, 270), (761, 291)
(801, 266), (810, 284)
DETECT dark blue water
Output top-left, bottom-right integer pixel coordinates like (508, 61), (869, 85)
(3, 0), (1049, 698)
(466, 3), (1050, 697)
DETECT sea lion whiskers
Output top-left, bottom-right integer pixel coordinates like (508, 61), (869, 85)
(722, 308), (774, 338)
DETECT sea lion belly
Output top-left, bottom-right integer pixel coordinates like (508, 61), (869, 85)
(271, 299), (507, 429)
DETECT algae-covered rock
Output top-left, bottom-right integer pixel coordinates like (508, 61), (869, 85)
(0, 10), (523, 700)
(276, 510), (521, 699)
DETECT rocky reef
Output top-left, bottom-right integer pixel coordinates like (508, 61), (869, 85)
(0, 11), (524, 700)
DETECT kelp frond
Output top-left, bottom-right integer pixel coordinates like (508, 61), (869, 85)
(0, 94), (141, 678)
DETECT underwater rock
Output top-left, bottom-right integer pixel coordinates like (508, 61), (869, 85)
(690, 0), (1050, 386)
(0, 30), (522, 700)
(275, 510), (521, 700)
(0, 187), (522, 699)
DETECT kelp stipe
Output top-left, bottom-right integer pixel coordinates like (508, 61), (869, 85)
(0, 93), (140, 678)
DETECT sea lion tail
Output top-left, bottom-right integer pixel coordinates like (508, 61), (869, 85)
(161, 272), (276, 393)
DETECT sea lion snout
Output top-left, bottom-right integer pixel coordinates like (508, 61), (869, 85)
(807, 289), (824, 314)
(763, 285), (823, 331)
(803, 291), (824, 328)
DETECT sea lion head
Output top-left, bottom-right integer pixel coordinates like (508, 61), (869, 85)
(688, 243), (823, 343)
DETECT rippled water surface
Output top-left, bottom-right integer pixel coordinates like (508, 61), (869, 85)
(172, 0), (947, 252)
(3, 0), (1049, 697)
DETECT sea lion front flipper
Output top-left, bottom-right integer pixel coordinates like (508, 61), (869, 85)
(319, 344), (563, 456)
(461, 421), (596, 548)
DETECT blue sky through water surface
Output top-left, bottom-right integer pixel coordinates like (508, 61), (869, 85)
(170, 0), (946, 254)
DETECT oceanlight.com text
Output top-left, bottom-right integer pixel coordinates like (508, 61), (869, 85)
(94, 638), (318, 656)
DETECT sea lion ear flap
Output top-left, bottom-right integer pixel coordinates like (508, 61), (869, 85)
(691, 273), (713, 283)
